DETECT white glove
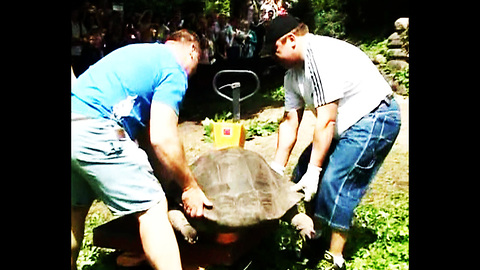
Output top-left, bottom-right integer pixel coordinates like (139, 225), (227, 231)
(291, 164), (322, 202)
(269, 161), (285, 176)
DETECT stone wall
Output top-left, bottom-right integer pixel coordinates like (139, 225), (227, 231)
(372, 17), (409, 95)
(387, 17), (409, 71)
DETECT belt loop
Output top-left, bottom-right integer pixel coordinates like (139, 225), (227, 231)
(383, 94), (393, 106)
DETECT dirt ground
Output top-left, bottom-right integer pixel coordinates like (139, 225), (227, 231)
(179, 94), (409, 178)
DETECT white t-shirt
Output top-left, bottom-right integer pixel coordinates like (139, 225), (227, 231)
(284, 34), (392, 138)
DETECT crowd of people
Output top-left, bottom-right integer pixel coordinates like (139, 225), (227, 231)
(71, 0), (291, 77)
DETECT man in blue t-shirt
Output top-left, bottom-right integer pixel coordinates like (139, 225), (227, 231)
(71, 30), (212, 270)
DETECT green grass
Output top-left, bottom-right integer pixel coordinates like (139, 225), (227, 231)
(76, 203), (115, 270)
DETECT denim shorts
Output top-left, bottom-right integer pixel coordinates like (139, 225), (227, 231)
(292, 97), (401, 231)
(71, 114), (165, 216)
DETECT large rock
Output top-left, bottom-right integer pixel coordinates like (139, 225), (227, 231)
(373, 54), (387, 65)
(394, 17), (409, 32)
(387, 49), (409, 61)
(387, 32), (403, 48)
(386, 60), (409, 71)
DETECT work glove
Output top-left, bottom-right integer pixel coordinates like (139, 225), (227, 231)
(269, 161), (285, 176)
(291, 164), (322, 202)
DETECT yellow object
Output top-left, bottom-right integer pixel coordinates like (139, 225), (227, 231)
(212, 122), (246, 149)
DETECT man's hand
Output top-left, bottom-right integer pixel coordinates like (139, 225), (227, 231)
(291, 164), (322, 202)
(269, 161), (285, 176)
(181, 185), (213, 218)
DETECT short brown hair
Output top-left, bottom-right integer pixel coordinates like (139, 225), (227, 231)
(167, 29), (201, 50)
(291, 23), (309, 36)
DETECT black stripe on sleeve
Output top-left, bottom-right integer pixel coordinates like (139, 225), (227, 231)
(306, 46), (326, 107)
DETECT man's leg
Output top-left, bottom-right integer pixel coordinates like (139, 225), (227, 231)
(137, 198), (182, 270)
(314, 98), (401, 268)
(71, 205), (91, 270)
(329, 230), (347, 256)
(72, 118), (182, 269)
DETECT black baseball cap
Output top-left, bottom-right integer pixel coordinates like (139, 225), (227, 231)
(265, 14), (300, 50)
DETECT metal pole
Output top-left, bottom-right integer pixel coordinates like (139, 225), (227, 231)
(232, 85), (241, 122)
(212, 70), (260, 122)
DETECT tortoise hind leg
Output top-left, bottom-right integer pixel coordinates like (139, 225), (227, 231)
(291, 212), (315, 240)
(168, 209), (198, 244)
(282, 205), (315, 240)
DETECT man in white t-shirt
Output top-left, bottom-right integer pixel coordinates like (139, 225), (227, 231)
(265, 15), (401, 270)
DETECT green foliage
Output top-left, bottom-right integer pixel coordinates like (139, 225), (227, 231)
(76, 207), (115, 270)
(267, 85), (285, 102)
(245, 119), (279, 139)
(359, 38), (409, 96)
(358, 39), (389, 60)
(201, 111), (233, 143)
(310, 0), (347, 39)
(314, 9), (347, 39)
(205, 0), (230, 15)
(394, 67), (409, 93)
(201, 117), (215, 143)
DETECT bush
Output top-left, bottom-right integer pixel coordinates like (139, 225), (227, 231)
(314, 9), (347, 39)
(309, 0), (348, 39)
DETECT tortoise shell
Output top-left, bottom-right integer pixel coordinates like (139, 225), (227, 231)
(189, 147), (304, 230)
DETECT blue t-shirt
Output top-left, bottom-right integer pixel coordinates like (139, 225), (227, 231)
(72, 43), (188, 140)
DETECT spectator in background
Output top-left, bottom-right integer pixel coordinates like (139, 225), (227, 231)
(206, 12), (219, 43)
(83, 3), (102, 32)
(215, 14), (233, 59)
(138, 10), (153, 42)
(249, 10), (265, 58)
(277, 0), (288, 16)
(234, 19), (256, 58)
(196, 15), (215, 64)
(183, 13), (197, 33)
(260, 0), (278, 22)
(124, 14), (141, 45)
(72, 8), (88, 76)
(104, 10), (124, 55)
(168, 10), (183, 33)
(158, 18), (171, 43)
(77, 28), (105, 76)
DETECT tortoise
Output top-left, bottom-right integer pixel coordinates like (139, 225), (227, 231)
(167, 146), (314, 244)
(93, 147), (315, 266)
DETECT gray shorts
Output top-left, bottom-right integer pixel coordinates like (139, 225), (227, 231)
(71, 114), (165, 216)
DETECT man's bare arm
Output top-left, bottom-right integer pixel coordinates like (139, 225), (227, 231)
(149, 101), (212, 217)
(273, 108), (304, 167)
(309, 101), (338, 168)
